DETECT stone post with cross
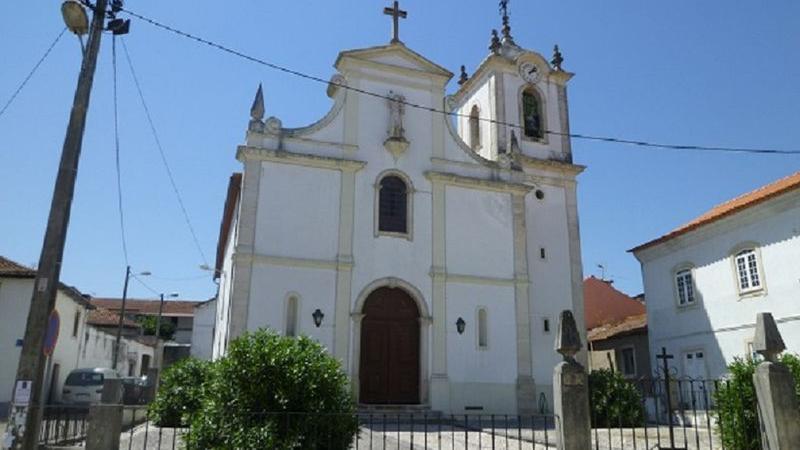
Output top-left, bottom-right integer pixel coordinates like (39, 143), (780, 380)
(553, 310), (591, 450)
(751, 312), (800, 449)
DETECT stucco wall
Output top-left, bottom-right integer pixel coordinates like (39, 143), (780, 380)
(637, 192), (800, 379)
(191, 300), (216, 360)
(0, 278), (88, 408)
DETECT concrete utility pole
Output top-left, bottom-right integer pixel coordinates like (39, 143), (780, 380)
(10, 0), (108, 448)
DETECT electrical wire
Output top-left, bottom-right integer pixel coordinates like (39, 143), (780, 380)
(112, 35), (130, 265)
(119, 7), (800, 156)
(119, 38), (211, 267)
(0, 27), (67, 120)
(131, 273), (160, 296)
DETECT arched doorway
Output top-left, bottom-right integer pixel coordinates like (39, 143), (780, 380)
(359, 287), (420, 404)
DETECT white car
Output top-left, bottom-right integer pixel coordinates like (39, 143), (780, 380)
(61, 368), (121, 405)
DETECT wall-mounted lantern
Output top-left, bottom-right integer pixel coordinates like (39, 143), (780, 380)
(456, 317), (466, 335)
(312, 309), (325, 328)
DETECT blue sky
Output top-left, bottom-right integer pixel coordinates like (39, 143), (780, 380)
(1, 1), (798, 301)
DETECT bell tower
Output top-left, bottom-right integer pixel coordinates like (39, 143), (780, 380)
(451, 5), (574, 164)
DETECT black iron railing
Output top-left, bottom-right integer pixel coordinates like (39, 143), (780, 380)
(39, 405), (89, 446)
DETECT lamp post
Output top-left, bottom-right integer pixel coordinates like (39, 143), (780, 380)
(9, 1), (108, 448)
(312, 309), (325, 328)
(456, 317), (466, 335)
(112, 267), (150, 370)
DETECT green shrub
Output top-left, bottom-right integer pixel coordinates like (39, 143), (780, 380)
(185, 329), (358, 450)
(588, 369), (644, 427)
(137, 316), (177, 340)
(714, 354), (800, 450)
(148, 357), (212, 427)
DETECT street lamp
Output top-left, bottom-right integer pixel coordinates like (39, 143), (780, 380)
(113, 267), (151, 370)
(312, 309), (325, 328)
(61, 0), (89, 36)
(456, 317), (466, 335)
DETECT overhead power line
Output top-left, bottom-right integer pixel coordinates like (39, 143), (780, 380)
(119, 8), (800, 156)
(111, 35), (130, 266)
(0, 28), (67, 120)
(120, 38), (211, 267)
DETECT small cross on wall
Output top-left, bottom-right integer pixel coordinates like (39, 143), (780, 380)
(383, 1), (408, 44)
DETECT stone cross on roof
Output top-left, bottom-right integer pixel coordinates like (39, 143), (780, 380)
(383, 1), (407, 44)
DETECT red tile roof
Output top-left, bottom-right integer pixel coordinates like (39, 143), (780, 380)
(89, 298), (201, 316)
(0, 256), (36, 277)
(587, 313), (647, 342)
(583, 276), (646, 330)
(87, 308), (140, 328)
(215, 173), (242, 280)
(631, 170), (800, 252)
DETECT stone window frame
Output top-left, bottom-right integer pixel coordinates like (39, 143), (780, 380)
(476, 306), (489, 350)
(374, 169), (414, 241)
(517, 83), (548, 144)
(729, 242), (767, 298)
(619, 345), (637, 378)
(284, 292), (301, 337)
(468, 104), (482, 151)
(672, 263), (699, 309)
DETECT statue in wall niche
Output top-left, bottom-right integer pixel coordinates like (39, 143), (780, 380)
(384, 91), (410, 159)
(387, 91), (406, 139)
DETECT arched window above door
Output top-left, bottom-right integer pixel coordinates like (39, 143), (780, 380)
(376, 171), (412, 238)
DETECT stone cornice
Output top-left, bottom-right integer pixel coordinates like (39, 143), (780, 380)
(235, 252), (353, 271)
(518, 154), (585, 176)
(424, 171), (532, 195)
(236, 146), (366, 171)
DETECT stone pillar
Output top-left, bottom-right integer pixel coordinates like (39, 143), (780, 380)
(752, 312), (800, 449)
(333, 168), (357, 364)
(86, 379), (123, 450)
(429, 181), (450, 411)
(553, 310), (590, 450)
(511, 193), (535, 413)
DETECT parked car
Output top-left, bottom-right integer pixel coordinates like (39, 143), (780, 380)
(62, 368), (121, 404)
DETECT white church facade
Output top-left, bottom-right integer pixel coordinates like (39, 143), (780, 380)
(212, 3), (586, 414)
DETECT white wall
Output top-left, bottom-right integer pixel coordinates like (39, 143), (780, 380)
(213, 194), (239, 359)
(219, 42), (583, 414)
(79, 326), (154, 377)
(636, 192), (800, 379)
(0, 278), (89, 407)
(191, 300), (216, 360)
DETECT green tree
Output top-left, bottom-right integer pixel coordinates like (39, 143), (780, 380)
(713, 354), (800, 450)
(588, 369), (645, 427)
(148, 357), (212, 427)
(137, 315), (176, 340)
(184, 329), (358, 450)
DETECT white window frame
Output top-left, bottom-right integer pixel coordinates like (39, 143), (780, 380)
(619, 346), (637, 378)
(673, 264), (698, 308)
(373, 169), (414, 241)
(732, 247), (765, 295)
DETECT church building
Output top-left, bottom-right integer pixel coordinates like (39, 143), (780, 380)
(212, 2), (586, 414)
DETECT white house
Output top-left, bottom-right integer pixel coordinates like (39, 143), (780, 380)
(0, 256), (92, 414)
(0, 256), (156, 417)
(631, 171), (800, 380)
(213, 6), (586, 414)
(190, 299), (216, 360)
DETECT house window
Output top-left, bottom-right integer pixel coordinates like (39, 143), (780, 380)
(285, 296), (299, 337)
(477, 308), (488, 349)
(734, 248), (762, 293)
(469, 105), (481, 150)
(72, 311), (81, 337)
(620, 347), (636, 376)
(378, 175), (408, 234)
(675, 269), (695, 306)
(521, 89), (543, 139)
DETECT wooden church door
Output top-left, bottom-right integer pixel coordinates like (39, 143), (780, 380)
(359, 287), (420, 404)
